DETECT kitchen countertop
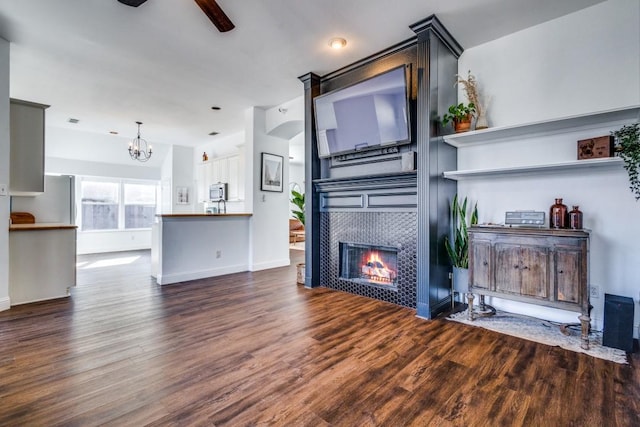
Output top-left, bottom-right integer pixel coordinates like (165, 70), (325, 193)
(156, 213), (252, 218)
(9, 223), (78, 231)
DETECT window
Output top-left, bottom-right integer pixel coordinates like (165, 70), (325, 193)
(81, 181), (119, 230)
(79, 178), (158, 231)
(124, 183), (156, 229)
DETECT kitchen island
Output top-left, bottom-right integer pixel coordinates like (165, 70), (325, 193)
(9, 223), (77, 305)
(151, 213), (252, 285)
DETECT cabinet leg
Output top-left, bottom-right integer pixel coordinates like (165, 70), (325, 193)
(466, 293), (475, 321)
(475, 295), (497, 317)
(579, 314), (590, 350)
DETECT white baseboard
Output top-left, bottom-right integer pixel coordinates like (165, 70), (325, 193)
(157, 263), (249, 285)
(0, 296), (10, 311)
(250, 258), (290, 272)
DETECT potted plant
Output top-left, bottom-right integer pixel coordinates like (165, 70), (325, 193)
(442, 102), (476, 133)
(444, 194), (478, 304)
(291, 189), (305, 226)
(290, 189), (306, 284)
(455, 70), (489, 130)
(612, 122), (640, 201)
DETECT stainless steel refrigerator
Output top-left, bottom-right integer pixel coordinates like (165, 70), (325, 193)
(11, 175), (75, 224)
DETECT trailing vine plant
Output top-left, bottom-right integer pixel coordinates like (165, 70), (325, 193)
(612, 123), (640, 201)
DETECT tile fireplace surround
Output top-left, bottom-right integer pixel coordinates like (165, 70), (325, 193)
(321, 211), (417, 307)
(316, 172), (418, 308)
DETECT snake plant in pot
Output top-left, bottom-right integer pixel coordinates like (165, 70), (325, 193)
(445, 194), (478, 302)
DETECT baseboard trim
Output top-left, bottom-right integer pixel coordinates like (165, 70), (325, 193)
(157, 264), (249, 285)
(250, 258), (290, 272)
(0, 296), (11, 311)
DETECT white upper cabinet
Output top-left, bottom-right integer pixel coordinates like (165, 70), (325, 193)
(196, 153), (244, 202)
(10, 99), (49, 195)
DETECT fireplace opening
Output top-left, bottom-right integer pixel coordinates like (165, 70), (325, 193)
(339, 242), (398, 288)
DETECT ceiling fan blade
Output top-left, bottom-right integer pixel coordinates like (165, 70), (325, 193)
(117, 0), (148, 6)
(193, 0), (235, 32)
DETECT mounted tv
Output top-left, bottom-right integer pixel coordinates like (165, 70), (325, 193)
(314, 65), (411, 159)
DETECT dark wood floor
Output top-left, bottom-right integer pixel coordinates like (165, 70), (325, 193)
(0, 249), (638, 426)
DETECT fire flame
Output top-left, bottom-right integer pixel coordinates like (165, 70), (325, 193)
(361, 251), (396, 283)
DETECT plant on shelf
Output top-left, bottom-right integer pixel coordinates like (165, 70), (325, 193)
(612, 122), (640, 201)
(442, 102), (476, 133)
(291, 189), (305, 225)
(445, 194), (478, 269)
(455, 70), (489, 130)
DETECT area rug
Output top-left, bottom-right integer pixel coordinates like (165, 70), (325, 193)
(448, 309), (628, 364)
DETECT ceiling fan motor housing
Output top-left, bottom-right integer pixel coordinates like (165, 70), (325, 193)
(117, 0), (148, 7)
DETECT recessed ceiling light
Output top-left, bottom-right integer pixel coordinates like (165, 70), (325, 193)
(208, 131), (219, 136)
(68, 118), (79, 124)
(211, 106), (221, 110)
(329, 37), (347, 49)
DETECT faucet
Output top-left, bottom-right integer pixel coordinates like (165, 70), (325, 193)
(216, 198), (227, 214)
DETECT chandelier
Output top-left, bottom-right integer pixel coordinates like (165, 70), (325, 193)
(128, 121), (152, 162)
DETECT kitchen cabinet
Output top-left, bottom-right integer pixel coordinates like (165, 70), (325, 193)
(10, 99), (49, 195)
(196, 153), (244, 202)
(468, 226), (591, 349)
(9, 224), (77, 305)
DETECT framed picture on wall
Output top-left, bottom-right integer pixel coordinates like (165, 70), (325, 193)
(261, 152), (284, 192)
(176, 186), (190, 204)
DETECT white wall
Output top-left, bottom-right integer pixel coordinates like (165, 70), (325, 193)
(458, 0), (640, 336)
(196, 131), (245, 161)
(289, 131), (305, 219)
(170, 145), (196, 213)
(77, 229), (152, 255)
(46, 126), (170, 170)
(0, 37), (10, 311)
(47, 157), (160, 180)
(246, 107), (290, 271)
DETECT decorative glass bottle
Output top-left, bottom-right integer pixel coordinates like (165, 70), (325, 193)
(569, 206), (583, 230)
(550, 198), (568, 229)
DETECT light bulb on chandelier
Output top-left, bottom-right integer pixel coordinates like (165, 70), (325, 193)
(128, 121), (152, 162)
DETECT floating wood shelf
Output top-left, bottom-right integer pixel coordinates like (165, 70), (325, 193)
(443, 157), (623, 181)
(443, 106), (640, 148)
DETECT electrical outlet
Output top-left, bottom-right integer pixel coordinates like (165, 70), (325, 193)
(590, 285), (599, 299)
(0, 183), (7, 196)
(216, 250), (222, 259)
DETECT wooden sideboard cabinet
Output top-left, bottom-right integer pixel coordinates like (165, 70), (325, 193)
(468, 226), (591, 349)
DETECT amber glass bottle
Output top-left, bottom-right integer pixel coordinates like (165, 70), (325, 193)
(569, 206), (583, 230)
(550, 198), (568, 228)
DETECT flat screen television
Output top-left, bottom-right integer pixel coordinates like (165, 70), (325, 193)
(314, 65), (411, 159)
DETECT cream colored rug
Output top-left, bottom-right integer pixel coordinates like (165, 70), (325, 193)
(448, 309), (628, 364)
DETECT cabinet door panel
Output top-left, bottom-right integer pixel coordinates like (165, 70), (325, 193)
(556, 249), (581, 303)
(470, 241), (492, 289)
(495, 244), (521, 294)
(520, 246), (548, 298)
(10, 100), (47, 194)
(227, 156), (239, 200)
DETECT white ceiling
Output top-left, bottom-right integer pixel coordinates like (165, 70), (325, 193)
(0, 0), (603, 148)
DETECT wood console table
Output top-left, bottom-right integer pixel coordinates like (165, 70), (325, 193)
(467, 226), (591, 349)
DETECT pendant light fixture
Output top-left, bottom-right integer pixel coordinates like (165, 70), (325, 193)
(128, 121), (152, 162)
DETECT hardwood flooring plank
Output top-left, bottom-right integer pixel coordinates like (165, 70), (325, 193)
(0, 249), (637, 426)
